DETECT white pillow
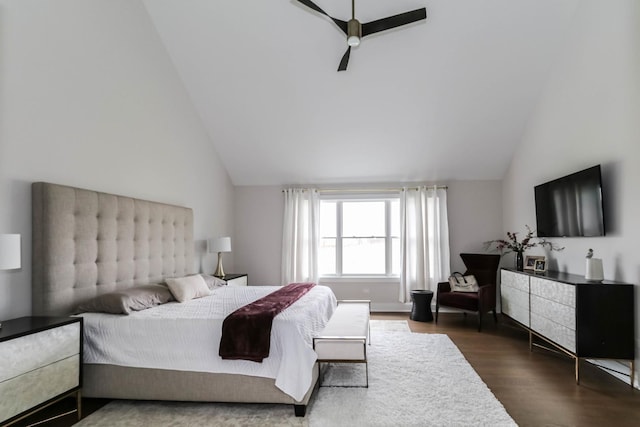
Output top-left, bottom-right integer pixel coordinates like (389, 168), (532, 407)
(166, 275), (211, 302)
(200, 274), (227, 290)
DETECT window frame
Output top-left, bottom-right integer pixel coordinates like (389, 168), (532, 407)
(319, 192), (400, 278)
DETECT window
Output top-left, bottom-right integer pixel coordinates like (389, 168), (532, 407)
(319, 196), (400, 276)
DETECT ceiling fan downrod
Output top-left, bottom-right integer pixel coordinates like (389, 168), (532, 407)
(347, 0), (361, 46)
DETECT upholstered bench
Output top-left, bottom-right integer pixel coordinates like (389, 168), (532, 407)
(313, 300), (371, 387)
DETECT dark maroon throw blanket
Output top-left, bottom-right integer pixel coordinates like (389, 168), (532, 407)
(219, 283), (316, 362)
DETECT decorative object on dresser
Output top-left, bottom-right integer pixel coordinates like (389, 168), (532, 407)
(524, 255), (544, 271)
(0, 316), (82, 426)
(224, 273), (248, 287)
(533, 259), (547, 272)
(208, 236), (231, 278)
(585, 248), (604, 282)
(485, 225), (562, 271)
(435, 253), (500, 332)
(501, 268), (635, 387)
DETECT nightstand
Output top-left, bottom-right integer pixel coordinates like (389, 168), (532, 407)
(0, 316), (83, 426)
(222, 273), (248, 287)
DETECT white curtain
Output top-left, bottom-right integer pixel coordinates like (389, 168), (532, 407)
(281, 188), (320, 285)
(399, 186), (451, 302)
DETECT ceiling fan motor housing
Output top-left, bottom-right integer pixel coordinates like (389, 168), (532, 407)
(347, 19), (361, 46)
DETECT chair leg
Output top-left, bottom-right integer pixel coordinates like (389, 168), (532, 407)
(478, 312), (482, 332)
(493, 309), (498, 324)
(435, 303), (439, 324)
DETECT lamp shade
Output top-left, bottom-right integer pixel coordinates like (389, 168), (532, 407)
(0, 234), (21, 270)
(208, 237), (231, 253)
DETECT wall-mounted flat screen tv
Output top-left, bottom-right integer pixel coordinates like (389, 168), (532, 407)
(534, 165), (605, 237)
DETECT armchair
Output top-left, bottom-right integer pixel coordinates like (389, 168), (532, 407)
(435, 253), (500, 332)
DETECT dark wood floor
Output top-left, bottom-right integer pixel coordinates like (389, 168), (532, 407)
(13, 313), (640, 426)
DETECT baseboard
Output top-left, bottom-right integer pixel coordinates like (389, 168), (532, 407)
(370, 303), (463, 313)
(371, 302), (412, 312)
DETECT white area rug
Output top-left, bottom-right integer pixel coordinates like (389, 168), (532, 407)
(75, 323), (516, 427)
(369, 319), (410, 333)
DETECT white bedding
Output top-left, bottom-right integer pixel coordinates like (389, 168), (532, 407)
(79, 285), (337, 401)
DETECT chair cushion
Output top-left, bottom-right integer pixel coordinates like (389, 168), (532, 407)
(438, 291), (480, 312)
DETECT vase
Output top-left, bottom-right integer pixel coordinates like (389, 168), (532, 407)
(516, 252), (524, 271)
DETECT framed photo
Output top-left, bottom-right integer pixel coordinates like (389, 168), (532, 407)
(534, 259), (547, 272)
(524, 255), (545, 271)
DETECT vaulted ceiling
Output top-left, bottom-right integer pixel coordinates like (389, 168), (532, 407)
(142, 0), (579, 186)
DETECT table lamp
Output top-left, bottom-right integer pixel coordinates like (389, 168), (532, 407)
(0, 234), (21, 329)
(208, 237), (231, 278)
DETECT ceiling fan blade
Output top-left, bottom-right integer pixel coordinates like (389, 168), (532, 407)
(296, 0), (348, 34)
(362, 8), (427, 37)
(337, 46), (351, 71)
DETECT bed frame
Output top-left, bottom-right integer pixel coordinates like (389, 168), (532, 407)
(31, 182), (317, 416)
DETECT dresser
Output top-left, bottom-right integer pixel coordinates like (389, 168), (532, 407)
(501, 269), (635, 386)
(224, 273), (248, 287)
(0, 316), (82, 426)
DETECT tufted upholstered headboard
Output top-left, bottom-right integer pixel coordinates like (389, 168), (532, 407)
(32, 182), (195, 316)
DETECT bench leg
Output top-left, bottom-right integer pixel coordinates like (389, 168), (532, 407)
(365, 361), (369, 388)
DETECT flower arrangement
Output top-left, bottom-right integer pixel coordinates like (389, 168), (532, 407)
(485, 225), (564, 255)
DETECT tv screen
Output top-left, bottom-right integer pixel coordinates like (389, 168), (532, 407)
(534, 165), (605, 237)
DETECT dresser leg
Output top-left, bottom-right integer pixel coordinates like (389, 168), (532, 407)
(77, 391), (82, 420)
(575, 358), (580, 385)
(630, 360), (635, 389)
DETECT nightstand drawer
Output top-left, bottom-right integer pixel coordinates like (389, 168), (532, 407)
(0, 355), (80, 421)
(225, 274), (248, 287)
(0, 317), (82, 425)
(0, 322), (80, 381)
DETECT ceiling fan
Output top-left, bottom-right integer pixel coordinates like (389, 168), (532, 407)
(296, 0), (427, 71)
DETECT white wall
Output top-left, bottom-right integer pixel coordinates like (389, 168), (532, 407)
(235, 181), (502, 310)
(0, 0), (234, 320)
(234, 186), (283, 284)
(502, 0), (640, 384)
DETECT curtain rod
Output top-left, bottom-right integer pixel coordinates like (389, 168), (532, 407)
(282, 186), (448, 193)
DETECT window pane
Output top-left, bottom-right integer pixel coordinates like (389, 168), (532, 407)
(391, 237), (400, 275)
(390, 199), (400, 237)
(320, 202), (336, 237)
(342, 237), (385, 274)
(343, 202), (385, 237)
(319, 238), (336, 275)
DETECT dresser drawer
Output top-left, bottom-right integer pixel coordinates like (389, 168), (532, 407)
(501, 285), (530, 327)
(531, 294), (575, 330)
(502, 270), (529, 293)
(531, 312), (576, 352)
(0, 322), (80, 382)
(530, 277), (575, 308)
(0, 355), (80, 421)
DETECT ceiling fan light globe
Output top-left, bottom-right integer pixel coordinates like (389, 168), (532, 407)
(347, 36), (360, 47)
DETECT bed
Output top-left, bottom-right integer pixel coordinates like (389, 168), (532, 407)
(31, 182), (336, 416)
